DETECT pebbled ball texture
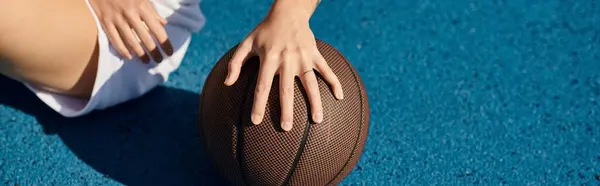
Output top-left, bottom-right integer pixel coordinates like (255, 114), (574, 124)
(199, 40), (370, 186)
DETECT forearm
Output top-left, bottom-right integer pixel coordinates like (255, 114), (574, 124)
(267, 0), (321, 21)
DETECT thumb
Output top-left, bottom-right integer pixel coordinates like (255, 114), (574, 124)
(225, 39), (253, 86)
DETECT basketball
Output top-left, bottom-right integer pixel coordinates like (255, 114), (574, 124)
(199, 39), (370, 185)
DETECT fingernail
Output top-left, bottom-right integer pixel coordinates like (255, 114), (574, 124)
(251, 114), (262, 125)
(224, 75), (230, 84)
(314, 112), (323, 123)
(164, 42), (174, 56)
(166, 48), (173, 56)
(336, 91), (344, 100)
(282, 122), (292, 131)
(141, 55), (150, 64)
(154, 54), (163, 63)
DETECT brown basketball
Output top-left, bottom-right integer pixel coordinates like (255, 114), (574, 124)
(199, 39), (370, 186)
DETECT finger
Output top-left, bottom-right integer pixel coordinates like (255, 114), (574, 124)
(225, 39), (253, 86)
(300, 69), (324, 124)
(279, 56), (295, 131)
(103, 22), (132, 60)
(144, 2), (168, 25)
(115, 18), (149, 63)
(128, 13), (163, 63)
(159, 17), (168, 25)
(141, 4), (173, 55)
(314, 54), (344, 99)
(156, 14), (167, 25)
(251, 53), (278, 125)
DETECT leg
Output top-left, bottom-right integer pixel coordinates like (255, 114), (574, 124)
(0, 0), (99, 98)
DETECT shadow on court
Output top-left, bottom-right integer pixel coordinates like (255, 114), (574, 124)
(0, 75), (229, 186)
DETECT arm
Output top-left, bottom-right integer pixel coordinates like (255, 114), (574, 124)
(267, 0), (321, 20)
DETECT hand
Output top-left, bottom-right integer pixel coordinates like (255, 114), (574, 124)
(89, 0), (173, 63)
(224, 4), (344, 131)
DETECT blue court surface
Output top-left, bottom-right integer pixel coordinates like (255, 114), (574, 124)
(1, 0), (600, 185)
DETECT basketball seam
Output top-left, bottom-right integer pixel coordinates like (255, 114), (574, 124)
(323, 42), (367, 185)
(281, 113), (312, 186)
(281, 83), (313, 186)
(201, 46), (245, 185)
(237, 63), (260, 186)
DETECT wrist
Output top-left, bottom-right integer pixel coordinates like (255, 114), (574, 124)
(267, 0), (319, 22)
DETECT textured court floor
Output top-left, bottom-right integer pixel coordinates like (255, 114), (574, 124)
(1, 0), (599, 185)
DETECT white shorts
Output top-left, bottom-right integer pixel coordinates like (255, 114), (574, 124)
(24, 0), (206, 117)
